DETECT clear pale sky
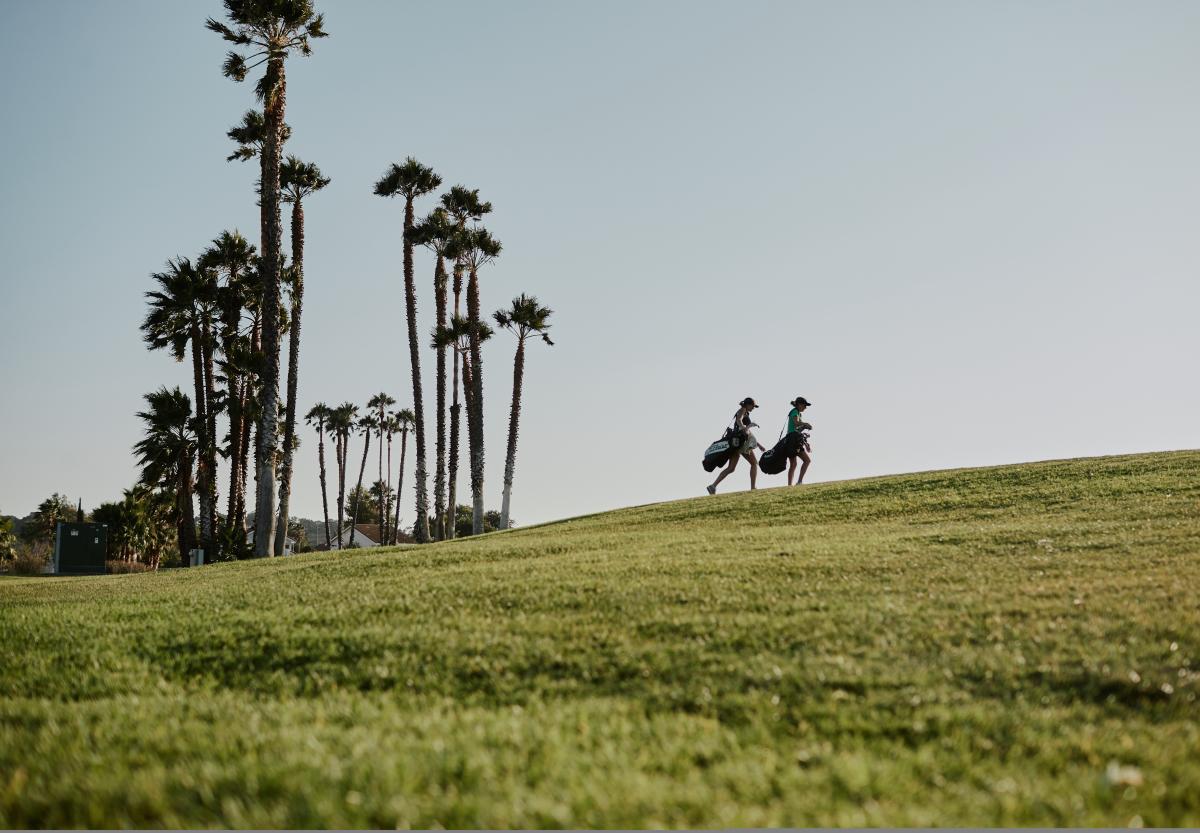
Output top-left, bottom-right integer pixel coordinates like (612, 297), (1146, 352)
(1, 1), (1197, 527)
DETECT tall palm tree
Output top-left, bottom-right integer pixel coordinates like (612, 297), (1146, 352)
(493, 295), (554, 529)
(199, 230), (257, 544)
(409, 208), (458, 539)
(374, 158), (442, 543)
(439, 188), (491, 539)
(390, 408), (414, 541)
(348, 414), (376, 547)
(379, 413), (398, 544)
(304, 402), (332, 549)
(327, 402), (357, 549)
(208, 0), (328, 558)
(140, 256), (217, 563)
(458, 227), (502, 534)
(274, 156), (331, 556)
(133, 386), (198, 566)
(434, 314), (494, 532)
(366, 392), (395, 544)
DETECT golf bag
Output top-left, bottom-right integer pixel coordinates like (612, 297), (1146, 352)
(702, 425), (747, 472)
(759, 432), (805, 476)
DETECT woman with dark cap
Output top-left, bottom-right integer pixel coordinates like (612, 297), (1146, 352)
(707, 397), (762, 494)
(785, 396), (813, 485)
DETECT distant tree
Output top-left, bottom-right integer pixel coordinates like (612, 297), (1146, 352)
(451, 505), (508, 538)
(454, 227), (502, 535)
(493, 295), (554, 529)
(409, 208), (459, 539)
(344, 485), (378, 525)
(366, 393), (395, 544)
(304, 402), (333, 549)
(433, 313), (494, 539)
(348, 414), (376, 547)
(133, 387), (198, 565)
(375, 158), (442, 543)
(275, 156), (331, 556)
(327, 402), (357, 549)
(208, 0), (329, 558)
(140, 257), (218, 558)
(440, 188), (492, 540)
(390, 408), (414, 546)
(367, 480), (394, 530)
(0, 515), (16, 563)
(21, 494), (75, 545)
(286, 517), (309, 552)
(200, 231), (258, 542)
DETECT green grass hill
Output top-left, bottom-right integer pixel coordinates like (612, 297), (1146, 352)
(2, 451), (1198, 827)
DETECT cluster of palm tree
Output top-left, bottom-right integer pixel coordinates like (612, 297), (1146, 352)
(134, 1), (327, 565)
(373, 163), (555, 541)
(132, 3), (555, 561)
(304, 399), (412, 548)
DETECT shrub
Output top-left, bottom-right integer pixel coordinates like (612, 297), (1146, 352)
(106, 560), (155, 575)
(9, 541), (51, 576)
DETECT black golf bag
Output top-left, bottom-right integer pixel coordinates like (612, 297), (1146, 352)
(759, 432), (804, 476)
(702, 425), (747, 472)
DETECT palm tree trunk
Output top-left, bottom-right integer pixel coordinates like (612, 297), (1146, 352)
(376, 418), (384, 546)
(275, 198), (306, 556)
(466, 265), (485, 535)
(317, 423), (331, 549)
(433, 254), (448, 540)
(384, 430), (393, 545)
(187, 325), (206, 568)
(446, 265), (463, 539)
(177, 449), (197, 565)
(500, 336), (526, 529)
(252, 56), (286, 558)
(393, 429), (408, 539)
(401, 197), (431, 543)
(201, 322), (219, 555)
(350, 431), (369, 547)
(225, 374), (241, 541)
(336, 429), (347, 550)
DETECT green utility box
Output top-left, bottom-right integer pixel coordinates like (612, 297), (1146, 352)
(54, 522), (108, 575)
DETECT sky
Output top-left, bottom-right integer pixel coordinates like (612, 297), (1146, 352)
(1, 0), (1198, 528)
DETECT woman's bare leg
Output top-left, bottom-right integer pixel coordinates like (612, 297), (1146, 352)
(747, 452), (759, 489)
(710, 453), (740, 491)
(796, 449), (811, 484)
(787, 455), (798, 486)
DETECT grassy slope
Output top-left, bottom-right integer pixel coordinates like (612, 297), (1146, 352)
(1, 451), (1198, 828)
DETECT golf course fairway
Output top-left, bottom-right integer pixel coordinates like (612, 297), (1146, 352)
(2, 450), (1198, 827)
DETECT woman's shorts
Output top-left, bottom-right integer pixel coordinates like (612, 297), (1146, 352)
(740, 433), (760, 457)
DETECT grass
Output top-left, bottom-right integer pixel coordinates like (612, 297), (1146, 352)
(1, 450), (1198, 827)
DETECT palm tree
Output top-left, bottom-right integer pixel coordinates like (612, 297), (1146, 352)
(366, 393), (395, 544)
(208, 0), (328, 558)
(409, 208), (459, 539)
(379, 413), (398, 544)
(390, 408), (414, 542)
(434, 314), (494, 532)
(348, 414), (376, 547)
(493, 295), (554, 529)
(327, 402), (357, 549)
(374, 158), (442, 543)
(304, 402), (333, 549)
(439, 188), (492, 539)
(274, 156), (331, 556)
(140, 257), (217, 562)
(199, 230), (258, 544)
(133, 387), (198, 566)
(458, 227), (502, 535)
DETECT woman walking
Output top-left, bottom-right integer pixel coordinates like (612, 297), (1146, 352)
(707, 397), (762, 494)
(785, 396), (813, 486)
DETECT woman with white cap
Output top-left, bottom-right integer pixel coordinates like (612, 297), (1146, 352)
(707, 397), (762, 494)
